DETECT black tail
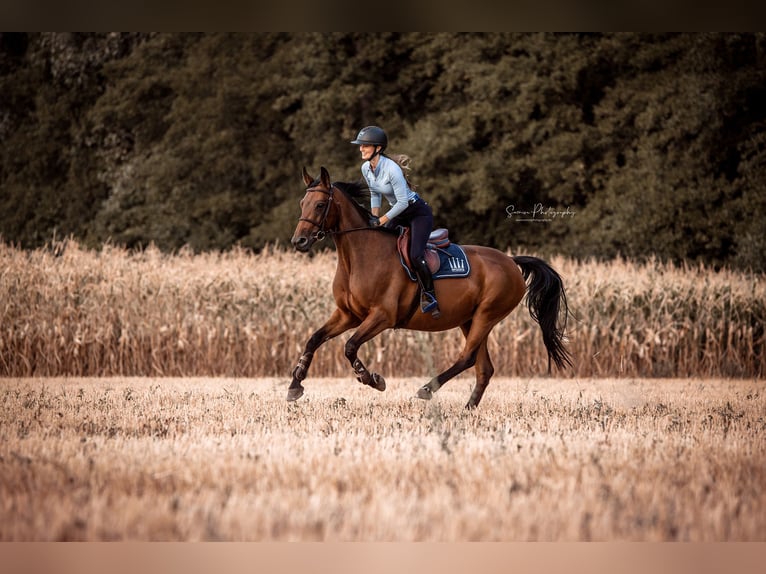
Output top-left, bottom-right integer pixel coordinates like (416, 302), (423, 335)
(513, 255), (573, 373)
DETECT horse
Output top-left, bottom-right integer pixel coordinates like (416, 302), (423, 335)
(288, 166), (572, 409)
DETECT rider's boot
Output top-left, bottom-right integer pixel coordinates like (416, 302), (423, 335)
(414, 257), (441, 318)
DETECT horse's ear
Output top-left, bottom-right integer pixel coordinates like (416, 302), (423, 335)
(320, 166), (331, 189)
(302, 167), (313, 187)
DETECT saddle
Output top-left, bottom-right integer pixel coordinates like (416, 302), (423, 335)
(397, 227), (451, 274)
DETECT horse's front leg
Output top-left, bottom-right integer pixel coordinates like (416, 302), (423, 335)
(350, 355), (386, 392)
(344, 311), (392, 392)
(288, 309), (358, 401)
(416, 318), (495, 404)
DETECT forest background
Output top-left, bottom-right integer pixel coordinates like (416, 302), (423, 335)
(1, 32), (765, 271)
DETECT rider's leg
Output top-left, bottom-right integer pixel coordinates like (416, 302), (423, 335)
(413, 256), (439, 315)
(409, 206), (440, 317)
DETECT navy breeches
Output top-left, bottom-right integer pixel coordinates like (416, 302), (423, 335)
(389, 198), (434, 262)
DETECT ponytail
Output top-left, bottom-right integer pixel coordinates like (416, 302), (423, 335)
(384, 153), (418, 191)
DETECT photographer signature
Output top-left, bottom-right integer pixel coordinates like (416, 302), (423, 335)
(506, 203), (575, 222)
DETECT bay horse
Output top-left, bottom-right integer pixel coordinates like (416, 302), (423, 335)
(288, 166), (572, 408)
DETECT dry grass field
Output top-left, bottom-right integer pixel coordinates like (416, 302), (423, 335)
(1, 376), (763, 541)
(2, 242), (764, 542)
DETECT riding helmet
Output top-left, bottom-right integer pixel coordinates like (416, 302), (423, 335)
(350, 126), (388, 150)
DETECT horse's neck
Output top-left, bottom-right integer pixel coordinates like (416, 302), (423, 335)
(334, 202), (392, 273)
(335, 227), (391, 254)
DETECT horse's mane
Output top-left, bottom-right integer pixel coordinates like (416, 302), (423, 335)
(333, 180), (400, 234)
(333, 180), (372, 219)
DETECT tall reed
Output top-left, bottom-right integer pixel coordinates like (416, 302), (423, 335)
(1, 240), (763, 378)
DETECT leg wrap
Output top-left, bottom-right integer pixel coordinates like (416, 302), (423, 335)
(352, 358), (371, 385)
(292, 352), (313, 381)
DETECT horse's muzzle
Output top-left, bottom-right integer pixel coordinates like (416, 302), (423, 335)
(291, 235), (312, 252)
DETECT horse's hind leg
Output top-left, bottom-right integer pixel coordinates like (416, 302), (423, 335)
(466, 337), (494, 409)
(417, 320), (491, 402)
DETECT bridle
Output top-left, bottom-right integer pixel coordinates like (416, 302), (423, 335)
(298, 186), (335, 242)
(298, 184), (376, 242)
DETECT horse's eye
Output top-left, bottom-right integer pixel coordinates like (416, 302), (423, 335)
(316, 202), (326, 210)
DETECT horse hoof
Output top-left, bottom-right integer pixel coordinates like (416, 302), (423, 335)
(286, 386), (304, 402)
(416, 386), (433, 400)
(371, 373), (386, 392)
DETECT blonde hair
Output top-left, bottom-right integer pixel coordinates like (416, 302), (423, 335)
(387, 153), (418, 191)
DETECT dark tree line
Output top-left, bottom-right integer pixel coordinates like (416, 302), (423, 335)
(1, 32), (764, 270)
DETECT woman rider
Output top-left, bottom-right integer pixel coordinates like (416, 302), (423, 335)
(351, 125), (440, 318)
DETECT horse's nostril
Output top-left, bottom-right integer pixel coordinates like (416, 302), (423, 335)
(292, 236), (309, 250)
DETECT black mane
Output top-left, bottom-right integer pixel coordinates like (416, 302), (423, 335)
(333, 180), (372, 220)
(333, 180), (399, 234)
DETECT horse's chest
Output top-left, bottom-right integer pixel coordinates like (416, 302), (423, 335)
(346, 284), (374, 315)
(334, 279), (376, 317)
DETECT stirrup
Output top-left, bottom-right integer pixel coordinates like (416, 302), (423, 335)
(420, 291), (439, 314)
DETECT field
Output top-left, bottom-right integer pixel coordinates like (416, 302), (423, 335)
(2, 376), (764, 541)
(1, 242), (764, 541)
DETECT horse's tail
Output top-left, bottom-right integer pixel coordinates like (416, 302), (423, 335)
(512, 255), (573, 373)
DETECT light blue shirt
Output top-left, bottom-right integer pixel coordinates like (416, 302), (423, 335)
(361, 155), (419, 220)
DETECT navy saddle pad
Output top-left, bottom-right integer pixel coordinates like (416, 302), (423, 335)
(401, 243), (471, 281)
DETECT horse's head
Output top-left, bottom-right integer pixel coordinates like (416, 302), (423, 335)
(291, 166), (339, 252)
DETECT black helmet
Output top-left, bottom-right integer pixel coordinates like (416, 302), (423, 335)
(350, 126), (388, 150)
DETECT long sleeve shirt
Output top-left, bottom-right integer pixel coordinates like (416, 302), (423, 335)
(361, 155), (419, 221)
